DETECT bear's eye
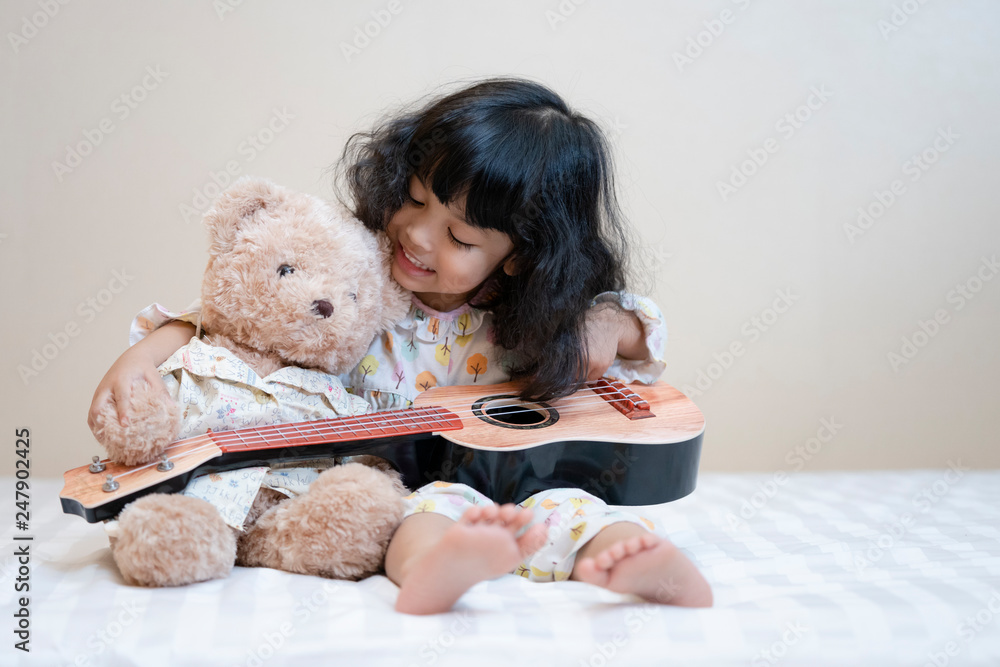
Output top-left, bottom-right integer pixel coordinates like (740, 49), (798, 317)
(277, 264), (295, 277)
(348, 292), (357, 301)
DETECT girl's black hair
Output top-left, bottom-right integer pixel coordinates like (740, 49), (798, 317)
(335, 77), (632, 400)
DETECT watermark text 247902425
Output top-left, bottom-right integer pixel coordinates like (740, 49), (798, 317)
(13, 427), (32, 653)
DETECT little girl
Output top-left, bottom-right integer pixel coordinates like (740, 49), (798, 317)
(89, 77), (712, 614)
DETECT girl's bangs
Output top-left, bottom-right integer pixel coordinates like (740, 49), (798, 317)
(409, 120), (545, 236)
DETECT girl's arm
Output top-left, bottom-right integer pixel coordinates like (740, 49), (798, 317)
(87, 319), (195, 430)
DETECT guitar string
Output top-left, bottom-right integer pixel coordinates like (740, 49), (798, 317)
(217, 383), (650, 439)
(97, 391), (647, 481)
(95, 390), (652, 482)
(181, 390), (643, 452)
(101, 407), (461, 481)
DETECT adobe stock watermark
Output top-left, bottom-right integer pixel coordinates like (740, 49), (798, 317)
(849, 460), (967, 575)
(51, 65), (169, 182)
(239, 580), (344, 666)
(340, 0), (404, 62)
(72, 601), (145, 666)
(843, 126), (958, 244)
(7, 0), (71, 55)
(681, 287), (798, 398)
(887, 254), (998, 372)
(635, 242), (673, 279)
(716, 85), (833, 202)
(724, 417), (843, 533)
(403, 127), (447, 179)
(877, 0), (932, 41)
(213, 0), (246, 20)
(546, 0), (589, 31)
(922, 589), (1000, 667)
(608, 115), (628, 139)
(179, 107), (295, 223)
(672, 0), (754, 73)
(577, 605), (663, 667)
(751, 621), (809, 667)
(405, 610), (474, 666)
(17, 268), (135, 385)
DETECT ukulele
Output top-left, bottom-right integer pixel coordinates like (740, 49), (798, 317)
(60, 379), (705, 523)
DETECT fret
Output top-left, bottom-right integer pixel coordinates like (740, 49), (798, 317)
(207, 406), (463, 453)
(232, 428), (255, 451)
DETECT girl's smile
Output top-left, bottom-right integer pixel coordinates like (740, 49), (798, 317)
(386, 175), (515, 312)
(397, 243), (434, 274)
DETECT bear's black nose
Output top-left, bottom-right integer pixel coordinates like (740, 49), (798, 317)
(312, 299), (334, 318)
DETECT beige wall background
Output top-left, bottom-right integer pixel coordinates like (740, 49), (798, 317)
(2, 1), (997, 478)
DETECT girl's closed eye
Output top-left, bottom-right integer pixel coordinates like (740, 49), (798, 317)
(447, 229), (474, 249)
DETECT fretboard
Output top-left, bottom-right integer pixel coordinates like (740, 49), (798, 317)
(207, 406), (464, 453)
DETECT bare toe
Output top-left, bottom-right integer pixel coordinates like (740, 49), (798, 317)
(517, 523), (548, 558)
(477, 505), (501, 523)
(497, 503), (522, 525)
(573, 534), (713, 608)
(459, 505), (485, 523)
(573, 557), (607, 587)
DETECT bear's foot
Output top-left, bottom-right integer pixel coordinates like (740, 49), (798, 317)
(237, 463), (405, 580)
(111, 494), (236, 587)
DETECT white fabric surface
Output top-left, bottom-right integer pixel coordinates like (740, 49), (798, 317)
(6, 470), (1000, 666)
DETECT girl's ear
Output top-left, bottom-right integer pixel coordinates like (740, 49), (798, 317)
(502, 254), (520, 276)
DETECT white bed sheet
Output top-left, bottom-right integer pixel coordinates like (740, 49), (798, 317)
(3, 470), (999, 666)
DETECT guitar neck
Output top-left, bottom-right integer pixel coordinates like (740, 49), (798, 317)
(207, 405), (463, 453)
(61, 405), (463, 523)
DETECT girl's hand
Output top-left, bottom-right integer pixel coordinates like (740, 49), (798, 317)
(87, 320), (195, 430)
(583, 304), (646, 380)
(87, 346), (171, 430)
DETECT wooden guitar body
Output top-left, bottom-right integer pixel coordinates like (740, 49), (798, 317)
(405, 380), (704, 506)
(61, 380), (705, 523)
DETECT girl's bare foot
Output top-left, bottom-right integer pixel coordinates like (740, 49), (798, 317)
(574, 532), (713, 607)
(394, 504), (548, 615)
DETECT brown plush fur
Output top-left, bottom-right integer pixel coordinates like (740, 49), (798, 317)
(91, 176), (410, 466)
(200, 178), (409, 376)
(236, 463), (406, 580)
(112, 494), (236, 587)
(97, 176), (412, 588)
(93, 377), (181, 466)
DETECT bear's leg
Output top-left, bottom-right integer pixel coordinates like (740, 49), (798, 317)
(111, 494), (236, 587)
(236, 463), (405, 581)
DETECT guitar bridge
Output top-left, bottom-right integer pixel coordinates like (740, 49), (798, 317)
(588, 379), (656, 420)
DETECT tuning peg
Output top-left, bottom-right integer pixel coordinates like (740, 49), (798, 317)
(157, 454), (174, 472)
(89, 456), (106, 473)
(102, 474), (119, 492)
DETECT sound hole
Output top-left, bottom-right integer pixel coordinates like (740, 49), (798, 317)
(472, 395), (559, 430)
(486, 403), (546, 426)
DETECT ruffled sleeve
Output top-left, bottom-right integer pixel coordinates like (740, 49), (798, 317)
(129, 298), (202, 347)
(596, 291), (668, 384)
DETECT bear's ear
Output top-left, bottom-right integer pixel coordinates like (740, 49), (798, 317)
(203, 176), (284, 255)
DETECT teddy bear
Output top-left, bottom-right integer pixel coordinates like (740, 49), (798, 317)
(90, 176), (412, 586)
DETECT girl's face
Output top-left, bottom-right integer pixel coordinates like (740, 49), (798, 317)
(386, 175), (514, 312)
